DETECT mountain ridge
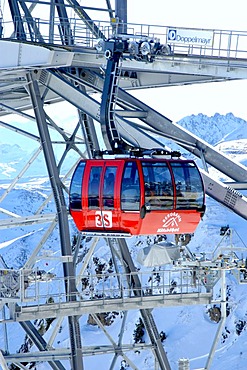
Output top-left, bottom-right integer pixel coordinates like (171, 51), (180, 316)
(1, 112), (246, 181)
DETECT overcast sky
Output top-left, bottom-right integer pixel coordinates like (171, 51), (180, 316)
(127, 0), (247, 31)
(126, 0), (247, 122)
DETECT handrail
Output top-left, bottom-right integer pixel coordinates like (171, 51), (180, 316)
(0, 267), (210, 307)
(1, 17), (247, 60)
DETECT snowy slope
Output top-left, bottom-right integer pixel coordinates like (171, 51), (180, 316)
(1, 113), (247, 370)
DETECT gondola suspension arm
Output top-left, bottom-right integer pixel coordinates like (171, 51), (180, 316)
(100, 40), (126, 152)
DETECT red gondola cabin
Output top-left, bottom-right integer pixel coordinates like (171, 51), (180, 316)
(69, 157), (205, 236)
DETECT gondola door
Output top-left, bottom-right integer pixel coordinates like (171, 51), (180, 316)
(83, 161), (120, 232)
(100, 163), (119, 231)
(119, 160), (142, 234)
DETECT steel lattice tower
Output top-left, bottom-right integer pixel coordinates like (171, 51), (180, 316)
(0, 1), (247, 369)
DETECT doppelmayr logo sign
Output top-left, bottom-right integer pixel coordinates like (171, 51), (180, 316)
(167, 28), (213, 46)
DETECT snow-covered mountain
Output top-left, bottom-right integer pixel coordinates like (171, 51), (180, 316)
(1, 112), (247, 370)
(178, 112), (247, 146)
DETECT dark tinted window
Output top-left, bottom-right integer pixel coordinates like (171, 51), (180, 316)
(142, 161), (173, 210)
(121, 162), (140, 211)
(69, 161), (85, 209)
(103, 166), (117, 209)
(170, 162), (204, 209)
(88, 166), (102, 209)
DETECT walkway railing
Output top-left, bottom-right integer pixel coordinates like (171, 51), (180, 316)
(1, 17), (247, 60)
(0, 267), (210, 307)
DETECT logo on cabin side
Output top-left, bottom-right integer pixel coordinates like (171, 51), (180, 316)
(95, 211), (112, 228)
(157, 212), (182, 233)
